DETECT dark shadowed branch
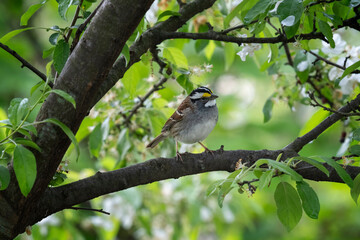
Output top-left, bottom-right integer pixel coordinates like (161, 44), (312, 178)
(0, 42), (53, 88)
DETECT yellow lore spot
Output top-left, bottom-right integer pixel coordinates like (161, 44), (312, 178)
(202, 92), (211, 98)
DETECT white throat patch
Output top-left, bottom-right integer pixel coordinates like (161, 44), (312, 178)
(205, 99), (216, 107)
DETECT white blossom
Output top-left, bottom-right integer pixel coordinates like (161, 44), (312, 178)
(145, 0), (158, 25)
(236, 44), (261, 61)
(321, 33), (346, 56)
(297, 60), (309, 72)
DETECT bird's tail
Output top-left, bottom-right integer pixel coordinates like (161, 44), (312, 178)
(146, 133), (167, 148)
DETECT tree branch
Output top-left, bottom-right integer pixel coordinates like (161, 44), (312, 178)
(67, 206), (110, 215)
(0, 42), (53, 88)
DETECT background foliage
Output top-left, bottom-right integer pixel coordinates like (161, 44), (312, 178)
(1, 0), (360, 239)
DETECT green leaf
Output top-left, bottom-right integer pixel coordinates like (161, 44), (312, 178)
(277, 0), (304, 27)
(89, 117), (110, 158)
(22, 123), (38, 136)
(317, 20), (335, 48)
(176, 75), (194, 94)
(195, 40), (209, 53)
(224, 43), (235, 71)
(349, 145), (360, 155)
(351, 173), (360, 205)
(8, 98), (29, 127)
(267, 160), (303, 181)
(263, 96), (274, 123)
(163, 47), (188, 69)
(0, 166), (10, 190)
(50, 89), (76, 109)
(258, 170), (274, 189)
(49, 33), (59, 45)
(293, 51), (310, 83)
(13, 145), (37, 197)
(121, 61), (149, 98)
(157, 10), (181, 21)
(42, 47), (55, 59)
(43, 118), (80, 161)
(224, 3), (243, 27)
(58, 0), (73, 20)
(243, 0), (272, 24)
(15, 138), (41, 152)
(49, 172), (67, 186)
(299, 109), (330, 136)
(206, 180), (223, 197)
(53, 39), (70, 73)
(353, 128), (360, 141)
(322, 157), (353, 188)
(340, 60), (360, 80)
(0, 27), (37, 44)
(116, 128), (132, 164)
(292, 156), (329, 177)
(296, 181), (320, 219)
(20, 1), (48, 26)
(274, 181), (302, 231)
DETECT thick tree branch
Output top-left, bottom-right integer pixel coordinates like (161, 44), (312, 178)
(0, 42), (52, 88)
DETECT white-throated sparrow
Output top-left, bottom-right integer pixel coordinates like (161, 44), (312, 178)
(146, 86), (218, 159)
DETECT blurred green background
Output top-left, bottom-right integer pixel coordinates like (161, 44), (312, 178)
(1, 0), (359, 239)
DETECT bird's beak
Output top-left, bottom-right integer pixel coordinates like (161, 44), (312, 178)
(210, 94), (218, 100)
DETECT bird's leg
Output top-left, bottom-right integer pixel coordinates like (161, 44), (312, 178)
(198, 141), (215, 156)
(176, 141), (183, 162)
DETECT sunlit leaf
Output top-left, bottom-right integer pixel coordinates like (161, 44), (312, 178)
(163, 47), (188, 69)
(13, 145), (37, 197)
(296, 181), (320, 219)
(274, 181), (302, 231)
(0, 27), (38, 44)
(20, 0), (48, 26)
(340, 60), (360, 80)
(299, 109), (330, 136)
(157, 10), (181, 21)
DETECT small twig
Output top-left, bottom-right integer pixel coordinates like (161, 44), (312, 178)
(220, 20), (258, 35)
(150, 46), (167, 73)
(67, 206), (110, 215)
(71, 0), (105, 51)
(306, 74), (334, 107)
(306, 0), (340, 9)
(121, 76), (169, 126)
(309, 50), (360, 74)
(0, 42), (53, 88)
(266, 18), (281, 35)
(308, 91), (360, 116)
(65, 0), (84, 43)
(281, 26), (294, 66)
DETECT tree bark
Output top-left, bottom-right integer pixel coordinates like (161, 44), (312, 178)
(0, 0), (153, 238)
